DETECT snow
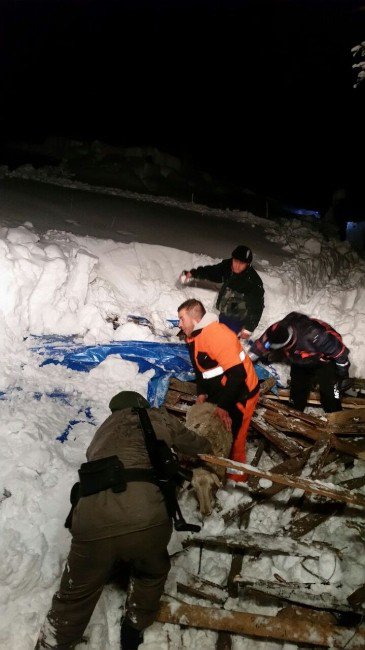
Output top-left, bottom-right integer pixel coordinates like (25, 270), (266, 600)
(0, 171), (364, 649)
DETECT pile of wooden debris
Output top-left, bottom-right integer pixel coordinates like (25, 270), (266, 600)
(157, 378), (365, 649)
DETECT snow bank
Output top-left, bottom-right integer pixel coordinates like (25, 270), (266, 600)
(0, 220), (364, 377)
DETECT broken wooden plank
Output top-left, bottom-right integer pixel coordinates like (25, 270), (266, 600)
(222, 450), (326, 525)
(235, 578), (356, 612)
(283, 435), (332, 508)
(325, 408), (365, 433)
(168, 377), (197, 396)
(348, 584), (365, 611)
(259, 376), (277, 395)
(176, 574), (228, 605)
(285, 474), (365, 539)
(227, 553), (244, 598)
(265, 388), (365, 409)
(251, 414), (307, 457)
(156, 601), (365, 648)
(263, 410), (365, 460)
(182, 531), (340, 558)
(297, 435), (332, 481)
(216, 631), (231, 650)
(276, 605), (337, 626)
(198, 454), (365, 507)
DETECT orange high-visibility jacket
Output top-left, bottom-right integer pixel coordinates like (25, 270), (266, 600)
(186, 317), (258, 412)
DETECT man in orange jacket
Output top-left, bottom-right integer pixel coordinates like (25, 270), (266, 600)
(178, 298), (259, 481)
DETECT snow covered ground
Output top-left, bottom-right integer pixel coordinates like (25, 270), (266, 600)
(0, 173), (364, 649)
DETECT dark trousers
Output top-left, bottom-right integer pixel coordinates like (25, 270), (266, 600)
(36, 521), (172, 649)
(290, 362), (342, 413)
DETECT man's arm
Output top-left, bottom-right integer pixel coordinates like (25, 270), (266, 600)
(249, 326), (273, 361)
(190, 259), (227, 283)
(160, 408), (213, 456)
(314, 329), (350, 374)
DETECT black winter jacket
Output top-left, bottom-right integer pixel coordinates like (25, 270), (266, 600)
(190, 258), (265, 332)
(251, 312), (350, 373)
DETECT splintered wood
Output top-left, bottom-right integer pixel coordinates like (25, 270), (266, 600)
(161, 378), (365, 648)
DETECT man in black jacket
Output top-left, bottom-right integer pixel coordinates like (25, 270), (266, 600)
(249, 312), (351, 412)
(179, 245), (265, 338)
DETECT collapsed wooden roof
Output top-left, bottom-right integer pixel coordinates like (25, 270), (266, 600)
(159, 378), (365, 649)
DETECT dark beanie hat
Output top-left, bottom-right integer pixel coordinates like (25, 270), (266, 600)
(231, 245), (253, 264)
(109, 391), (150, 412)
(267, 324), (293, 349)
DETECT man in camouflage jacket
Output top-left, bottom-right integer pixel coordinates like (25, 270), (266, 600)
(35, 391), (212, 650)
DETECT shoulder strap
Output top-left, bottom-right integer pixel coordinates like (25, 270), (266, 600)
(133, 407), (160, 468)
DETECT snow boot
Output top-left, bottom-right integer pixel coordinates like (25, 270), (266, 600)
(120, 619), (143, 650)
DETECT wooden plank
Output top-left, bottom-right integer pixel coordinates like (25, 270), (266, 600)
(325, 408), (365, 429)
(348, 584), (365, 611)
(263, 407), (365, 439)
(182, 532), (340, 559)
(265, 389), (365, 409)
(156, 601), (365, 647)
(198, 454), (365, 507)
(222, 451), (313, 525)
(236, 578), (356, 612)
(168, 377), (197, 396)
(227, 553), (244, 598)
(259, 376), (277, 395)
(285, 474), (365, 539)
(263, 411), (365, 460)
(177, 577), (228, 605)
(251, 415), (307, 457)
(216, 631), (231, 650)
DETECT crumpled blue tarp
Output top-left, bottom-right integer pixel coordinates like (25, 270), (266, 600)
(31, 338), (277, 406)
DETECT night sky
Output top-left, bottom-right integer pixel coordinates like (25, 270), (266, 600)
(1, 0), (364, 208)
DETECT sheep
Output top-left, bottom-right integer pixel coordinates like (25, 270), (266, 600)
(185, 402), (232, 516)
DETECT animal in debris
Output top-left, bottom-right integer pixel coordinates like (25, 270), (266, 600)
(186, 402), (233, 515)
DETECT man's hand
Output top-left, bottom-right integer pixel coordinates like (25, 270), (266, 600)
(214, 406), (232, 431)
(196, 393), (207, 404)
(239, 328), (251, 340)
(179, 270), (192, 284)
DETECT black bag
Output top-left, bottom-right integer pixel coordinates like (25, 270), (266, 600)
(78, 455), (126, 496)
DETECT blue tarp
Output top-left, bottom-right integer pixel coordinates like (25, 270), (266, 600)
(32, 337), (277, 406)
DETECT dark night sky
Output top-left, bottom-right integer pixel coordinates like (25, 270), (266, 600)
(1, 0), (364, 208)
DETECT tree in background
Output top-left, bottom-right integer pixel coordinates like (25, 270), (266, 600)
(352, 41), (365, 87)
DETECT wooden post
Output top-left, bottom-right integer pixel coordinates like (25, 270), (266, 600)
(198, 454), (365, 507)
(156, 601), (365, 648)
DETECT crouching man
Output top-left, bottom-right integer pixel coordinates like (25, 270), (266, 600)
(178, 299), (259, 481)
(249, 311), (351, 413)
(35, 391), (212, 650)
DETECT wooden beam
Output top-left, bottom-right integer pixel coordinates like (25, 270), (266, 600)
(198, 454), (365, 507)
(183, 532), (340, 559)
(236, 578), (356, 612)
(156, 601), (365, 648)
(176, 574), (227, 606)
(265, 389), (365, 409)
(251, 416), (307, 457)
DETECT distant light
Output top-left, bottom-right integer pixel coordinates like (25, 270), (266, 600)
(282, 205), (321, 219)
